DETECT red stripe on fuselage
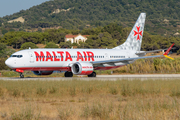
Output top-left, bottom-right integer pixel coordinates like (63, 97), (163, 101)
(13, 67), (71, 71)
(13, 66), (124, 72)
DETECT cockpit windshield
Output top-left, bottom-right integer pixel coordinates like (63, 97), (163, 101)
(10, 55), (23, 58)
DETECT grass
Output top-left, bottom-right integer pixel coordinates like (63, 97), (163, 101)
(113, 58), (180, 74)
(11, 104), (41, 120)
(1, 79), (180, 119)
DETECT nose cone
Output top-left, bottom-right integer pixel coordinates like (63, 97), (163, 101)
(5, 59), (12, 68)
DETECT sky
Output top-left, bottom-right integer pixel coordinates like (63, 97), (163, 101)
(0, 0), (50, 17)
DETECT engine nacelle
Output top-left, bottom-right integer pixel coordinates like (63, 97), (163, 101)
(33, 71), (53, 75)
(71, 62), (93, 75)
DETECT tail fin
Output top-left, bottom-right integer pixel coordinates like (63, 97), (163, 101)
(113, 13), (146, 51)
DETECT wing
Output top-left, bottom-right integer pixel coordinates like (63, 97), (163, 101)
(91, 55), (163, 65)
(91, 43), (174, 65)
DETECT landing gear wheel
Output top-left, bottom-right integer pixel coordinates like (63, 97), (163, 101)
(64, 71), (73, 77)
(88, 72), (96, 77)
(20, 73), (24, 78)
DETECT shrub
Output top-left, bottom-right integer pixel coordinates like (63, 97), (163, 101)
(20, 42), (38, 50)
(45, 42), (59, 48)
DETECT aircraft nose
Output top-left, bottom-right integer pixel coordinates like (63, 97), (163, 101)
(5, 59), (11, 68)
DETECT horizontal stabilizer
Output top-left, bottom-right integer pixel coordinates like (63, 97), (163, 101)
(136, 47), (176, 55)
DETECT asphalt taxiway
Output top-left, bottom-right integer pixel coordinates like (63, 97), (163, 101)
(0, 74), (180, 81)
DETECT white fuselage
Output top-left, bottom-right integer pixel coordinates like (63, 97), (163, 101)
(5, 49), (138, 71)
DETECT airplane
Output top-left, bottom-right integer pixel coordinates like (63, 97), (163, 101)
(5, 13), (174, 78)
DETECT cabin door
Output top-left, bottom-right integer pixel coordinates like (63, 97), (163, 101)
(28, 52), (34, 63)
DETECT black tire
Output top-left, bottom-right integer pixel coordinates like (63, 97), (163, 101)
(88, 72), (96, 77)
(20, 73), (24, 78)
(92, 72), (96, 77)
(68, 72), (73, 77)
(64, 71), (73, 77)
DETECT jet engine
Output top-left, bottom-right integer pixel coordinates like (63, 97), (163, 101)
(33, 71), (53, 75)
(71, 62), (93, 75)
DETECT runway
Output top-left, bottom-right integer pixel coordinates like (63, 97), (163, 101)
(0, 74), (180, 81)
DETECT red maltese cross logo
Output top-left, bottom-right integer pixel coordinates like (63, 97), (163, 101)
(133, 26), (142, 40)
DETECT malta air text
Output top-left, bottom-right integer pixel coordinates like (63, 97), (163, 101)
(34, 51), (95, 62)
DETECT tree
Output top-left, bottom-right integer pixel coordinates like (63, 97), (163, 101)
(1, 28), (8, 35)
(0, 43), (14, 70)
(59, 41), (72, 48)
(0, 58), (9, 70)
(45, 42), (59, 48)
(0, 43), (15, 58)
(20, 42), (38, 50)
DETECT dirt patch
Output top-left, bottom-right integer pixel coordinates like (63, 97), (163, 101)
(8, 17), (25, 23)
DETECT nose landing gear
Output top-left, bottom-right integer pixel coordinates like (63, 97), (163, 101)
(15, 69), (24, 78)
(20, 73), (24, 78)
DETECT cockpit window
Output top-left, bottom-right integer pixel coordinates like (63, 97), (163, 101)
(10, 55), (23, 58)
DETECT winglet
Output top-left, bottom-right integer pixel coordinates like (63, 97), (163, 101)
(163, 43), (174, 60)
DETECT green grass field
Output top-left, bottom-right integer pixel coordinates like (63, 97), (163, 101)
(0, 79), (180, 119)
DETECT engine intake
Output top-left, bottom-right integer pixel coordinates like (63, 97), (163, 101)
(33, 71), (53, 75)
(71, 62), (93, 75)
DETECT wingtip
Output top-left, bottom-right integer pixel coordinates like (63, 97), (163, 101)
(163, 43), (175, 60)
(164, 55), (174, 60)
(163, 43), (175, 55)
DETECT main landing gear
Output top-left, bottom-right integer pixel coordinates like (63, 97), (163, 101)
(20, 73), (24, 78)
(64, 71), (73, 77)
(88, 72), (96, 77)
(64, 71), (96, 77)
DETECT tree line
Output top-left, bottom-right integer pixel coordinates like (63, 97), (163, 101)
(0, 0), (180, 35)
(0, 23), (179, 51)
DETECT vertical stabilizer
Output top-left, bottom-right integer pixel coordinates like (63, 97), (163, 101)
(113, 13), (146, 51)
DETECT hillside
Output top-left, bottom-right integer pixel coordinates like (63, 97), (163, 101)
(0, 0), (180, 35)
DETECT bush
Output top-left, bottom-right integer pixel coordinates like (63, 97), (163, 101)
(45, 42), (59, 48)
(20, 42), (38, 50)
(59, 41), (72, 48)
(0, 58), (9, 70)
